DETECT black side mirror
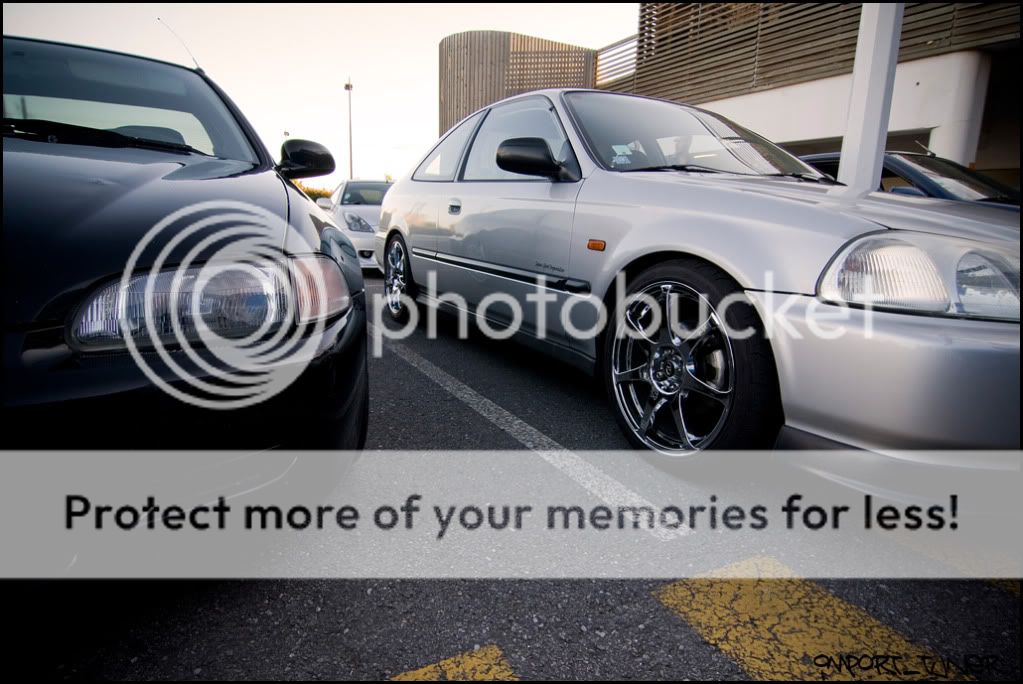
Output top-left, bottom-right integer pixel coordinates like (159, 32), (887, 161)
(278, 139), (335, 179)
(496, 137), (580, 182)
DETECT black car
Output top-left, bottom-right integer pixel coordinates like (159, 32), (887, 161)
(801, 151), (1019, 209)
(2, 36), (369, 450)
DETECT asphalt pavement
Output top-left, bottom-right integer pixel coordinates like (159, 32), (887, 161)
(6, 271), (1020, 680)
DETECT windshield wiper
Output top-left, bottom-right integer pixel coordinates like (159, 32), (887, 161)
(619, 163), (729, 174)
(762, 172), (843, 185)
(3, 118), (211, 157)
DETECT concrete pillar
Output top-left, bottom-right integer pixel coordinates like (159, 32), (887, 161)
(834, 3), (904, 196)
(927, 51), (991, 166)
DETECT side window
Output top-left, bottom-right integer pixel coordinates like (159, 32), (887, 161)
(329, 183), (343, 207)
(413, 111), (484, 182)
(463, 98), (572, 181)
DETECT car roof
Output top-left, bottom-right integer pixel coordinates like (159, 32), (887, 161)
(493, 87), (697, 109)
(3, 34), (200, 74)
(440, 87), (708, 146)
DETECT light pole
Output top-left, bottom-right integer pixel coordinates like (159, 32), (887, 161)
(344, 78), (353, 179)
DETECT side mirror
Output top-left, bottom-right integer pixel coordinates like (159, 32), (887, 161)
(316, 197), (333, 210)
(889, 185), (928, 198)
(496, 137), (580, 182)
(278, 139), (335, 179)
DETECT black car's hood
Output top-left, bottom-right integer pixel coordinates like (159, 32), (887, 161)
(2, 139), (289, 328)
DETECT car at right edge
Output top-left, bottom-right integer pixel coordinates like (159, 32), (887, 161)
(801, 150), (1019, 210)
(376, 89), (1020, 456)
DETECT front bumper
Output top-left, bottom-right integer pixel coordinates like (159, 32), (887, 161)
(749, 293), (1020, 451)
(2, 293), (369, 450)
(344, 230), (379, 270)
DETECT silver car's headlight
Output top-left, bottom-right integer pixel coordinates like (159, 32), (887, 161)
(71, 255), (350, 350)
(343, 212), (374, 233)
(819, 232), (1019, 322)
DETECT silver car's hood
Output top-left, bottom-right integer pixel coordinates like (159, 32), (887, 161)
(705, 175), (1020, 247)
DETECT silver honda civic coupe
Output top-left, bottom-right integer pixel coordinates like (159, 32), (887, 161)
(376, 89), (1019, 455)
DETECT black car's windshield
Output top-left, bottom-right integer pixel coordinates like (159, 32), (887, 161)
(3, 37), (258, 163)
(893, 154), (1019, 204)
(565, 91), (823, 178)
(341, 182), (392, 205)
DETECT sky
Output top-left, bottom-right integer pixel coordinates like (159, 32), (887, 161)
(3, 2), (638, 190)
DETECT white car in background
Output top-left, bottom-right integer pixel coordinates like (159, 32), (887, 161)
(318, 180), (392, 270)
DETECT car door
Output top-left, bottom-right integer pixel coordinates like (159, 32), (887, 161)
(433, 96), (583, 342)
(401, 111), (484, 283)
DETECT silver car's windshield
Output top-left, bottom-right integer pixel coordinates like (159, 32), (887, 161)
(892, 154), (1019, 204)
(565, 91), (821, 177)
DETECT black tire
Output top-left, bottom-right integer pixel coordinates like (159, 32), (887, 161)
(601, 258), (781, 455)
(383, 233), (417, 323)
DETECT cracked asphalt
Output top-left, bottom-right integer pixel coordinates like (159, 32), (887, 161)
(5, 272), (1020, 680)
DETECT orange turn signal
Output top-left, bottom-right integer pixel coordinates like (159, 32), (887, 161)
(587, 239), (606, 252)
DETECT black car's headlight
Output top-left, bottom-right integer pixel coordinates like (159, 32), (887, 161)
(342, 212), (374, 233)
(818, 232), (1020, 322)
(70, 254), (350, 351)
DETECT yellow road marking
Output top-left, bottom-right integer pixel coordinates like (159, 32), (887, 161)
(392, 644), (518, 681)
(655, 556), (967, 681)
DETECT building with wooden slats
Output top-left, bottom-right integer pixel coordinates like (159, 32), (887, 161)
(439, 4), (1019, 185)
(596, 3), (1019, 185)
(606, 3), (1018, 103)
(438, 31), (596, 135)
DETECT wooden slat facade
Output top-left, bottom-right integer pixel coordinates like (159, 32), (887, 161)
(438, 31), (596, 134)
(601, 3), (1020, 104)
(438, 6), (1019, 134)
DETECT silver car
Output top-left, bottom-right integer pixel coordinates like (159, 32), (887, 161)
(376, 89), (1019, 455)
(319, 179), (392, 270)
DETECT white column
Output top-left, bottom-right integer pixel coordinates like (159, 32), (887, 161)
(833, 3), (904, 196)
(926, 51), (990, 165)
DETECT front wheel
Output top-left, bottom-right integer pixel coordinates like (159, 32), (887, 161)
(383, 234), (417, 322)
(602, 259), (781, 456)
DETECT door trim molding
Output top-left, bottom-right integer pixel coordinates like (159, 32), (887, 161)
(411, 248), (591, 295)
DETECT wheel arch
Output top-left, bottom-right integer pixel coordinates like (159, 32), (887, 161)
(597, 250), (749, 323)
(596, 250), (786, 432)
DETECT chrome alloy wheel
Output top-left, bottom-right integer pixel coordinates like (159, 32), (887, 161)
(610, 281), (735, 455)
(385, 238), (408, 316)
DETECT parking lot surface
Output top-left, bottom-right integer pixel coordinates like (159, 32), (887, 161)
(7, 272), (1020, 680)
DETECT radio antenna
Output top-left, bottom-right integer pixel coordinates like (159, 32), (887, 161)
(913, 140), (936, 157)
(157, 17), (202, 71)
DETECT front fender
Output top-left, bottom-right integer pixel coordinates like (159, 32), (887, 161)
(281, 179), (364, 294)
(572, 172), (880, 300)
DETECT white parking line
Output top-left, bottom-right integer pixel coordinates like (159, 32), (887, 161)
(369, 322), (686, 541)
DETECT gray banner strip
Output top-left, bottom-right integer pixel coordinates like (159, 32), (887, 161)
(1, 450), (1019, 578)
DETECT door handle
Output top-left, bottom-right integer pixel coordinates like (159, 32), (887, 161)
(448, 199), (462, 215)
